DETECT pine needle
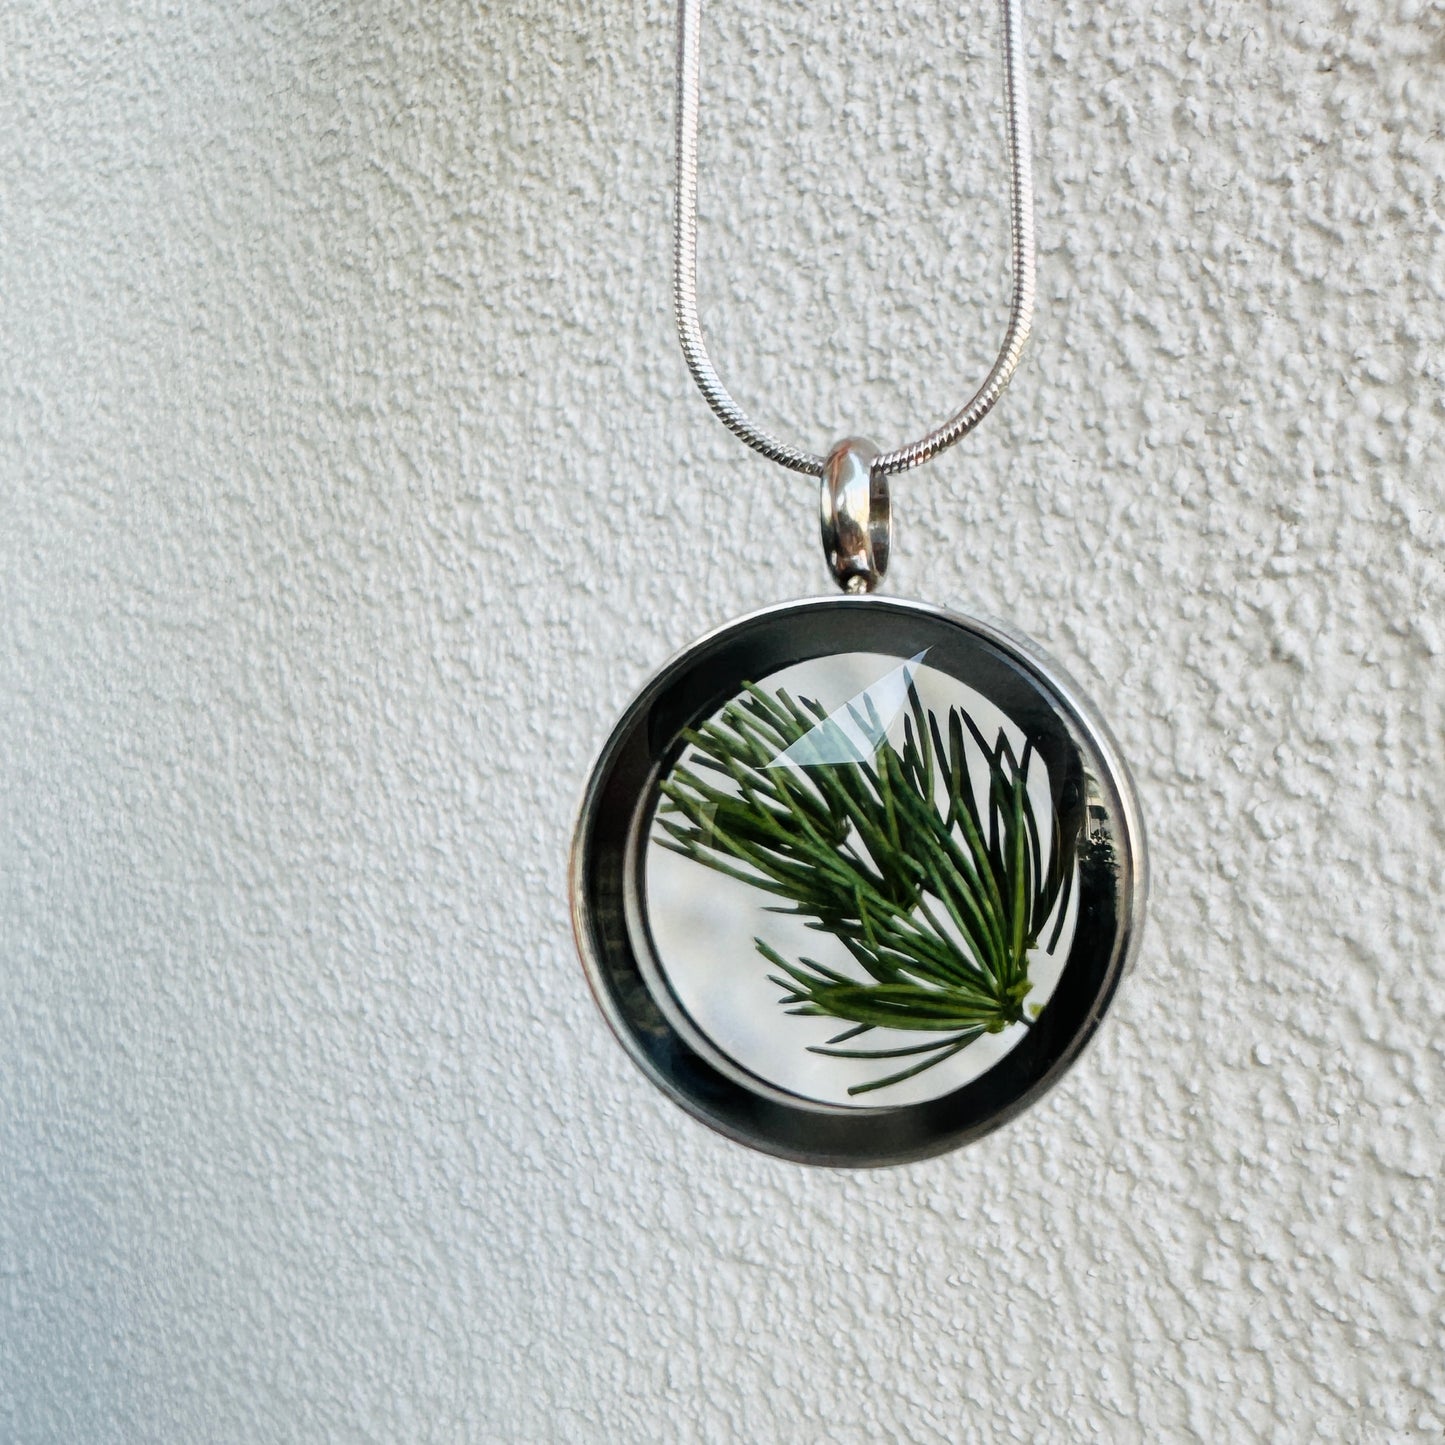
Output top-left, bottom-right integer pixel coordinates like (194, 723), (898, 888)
(658, 677), (1079, 1096)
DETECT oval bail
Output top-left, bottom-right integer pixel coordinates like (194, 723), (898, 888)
(820, 438), (890, 594)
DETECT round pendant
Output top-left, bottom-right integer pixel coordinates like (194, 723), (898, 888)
(571, 596), (1146, 1166)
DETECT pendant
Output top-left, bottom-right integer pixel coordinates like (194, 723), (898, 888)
(571, 443), (1146, 1165)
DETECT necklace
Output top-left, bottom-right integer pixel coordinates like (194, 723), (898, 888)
(571, 0), (1146, 1166)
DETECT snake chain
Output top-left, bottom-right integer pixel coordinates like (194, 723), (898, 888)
(673, 0), (1036, 478)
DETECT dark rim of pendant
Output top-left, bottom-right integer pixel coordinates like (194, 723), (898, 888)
(569, 596), (1147, 1168)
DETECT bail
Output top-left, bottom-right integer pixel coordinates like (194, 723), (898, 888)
(820, 438), (890, 593)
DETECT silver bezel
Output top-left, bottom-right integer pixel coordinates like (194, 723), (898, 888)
(570, 595), (1147, 1167)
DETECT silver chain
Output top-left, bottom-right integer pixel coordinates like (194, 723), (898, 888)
(674, 0), (1036, 478)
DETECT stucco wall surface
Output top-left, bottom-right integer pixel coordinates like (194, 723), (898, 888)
(1, 1), (1441, 1440)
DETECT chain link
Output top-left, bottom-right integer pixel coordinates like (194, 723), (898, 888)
(674, 0), (1036, 478)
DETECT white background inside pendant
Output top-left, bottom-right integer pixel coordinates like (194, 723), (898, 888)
(645, 651), (1079, 1109)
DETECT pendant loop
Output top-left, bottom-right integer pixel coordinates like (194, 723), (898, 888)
(820, 438), (890, 594)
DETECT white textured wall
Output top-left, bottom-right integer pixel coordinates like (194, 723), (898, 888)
(2, 1), (1441, 1439)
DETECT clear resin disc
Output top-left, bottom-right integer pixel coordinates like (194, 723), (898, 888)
(571, 597), (1146, 1166)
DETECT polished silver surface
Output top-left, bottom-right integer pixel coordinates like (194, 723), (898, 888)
(570, 595), (1147, 1167)
(673, 0), (1035, 478)
(819, 437), (889, 593)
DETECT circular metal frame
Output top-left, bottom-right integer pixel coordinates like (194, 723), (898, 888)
(570, 596), (1147, 1167)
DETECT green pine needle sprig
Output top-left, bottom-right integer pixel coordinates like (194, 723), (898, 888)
(656, 677), (1080, 1096)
